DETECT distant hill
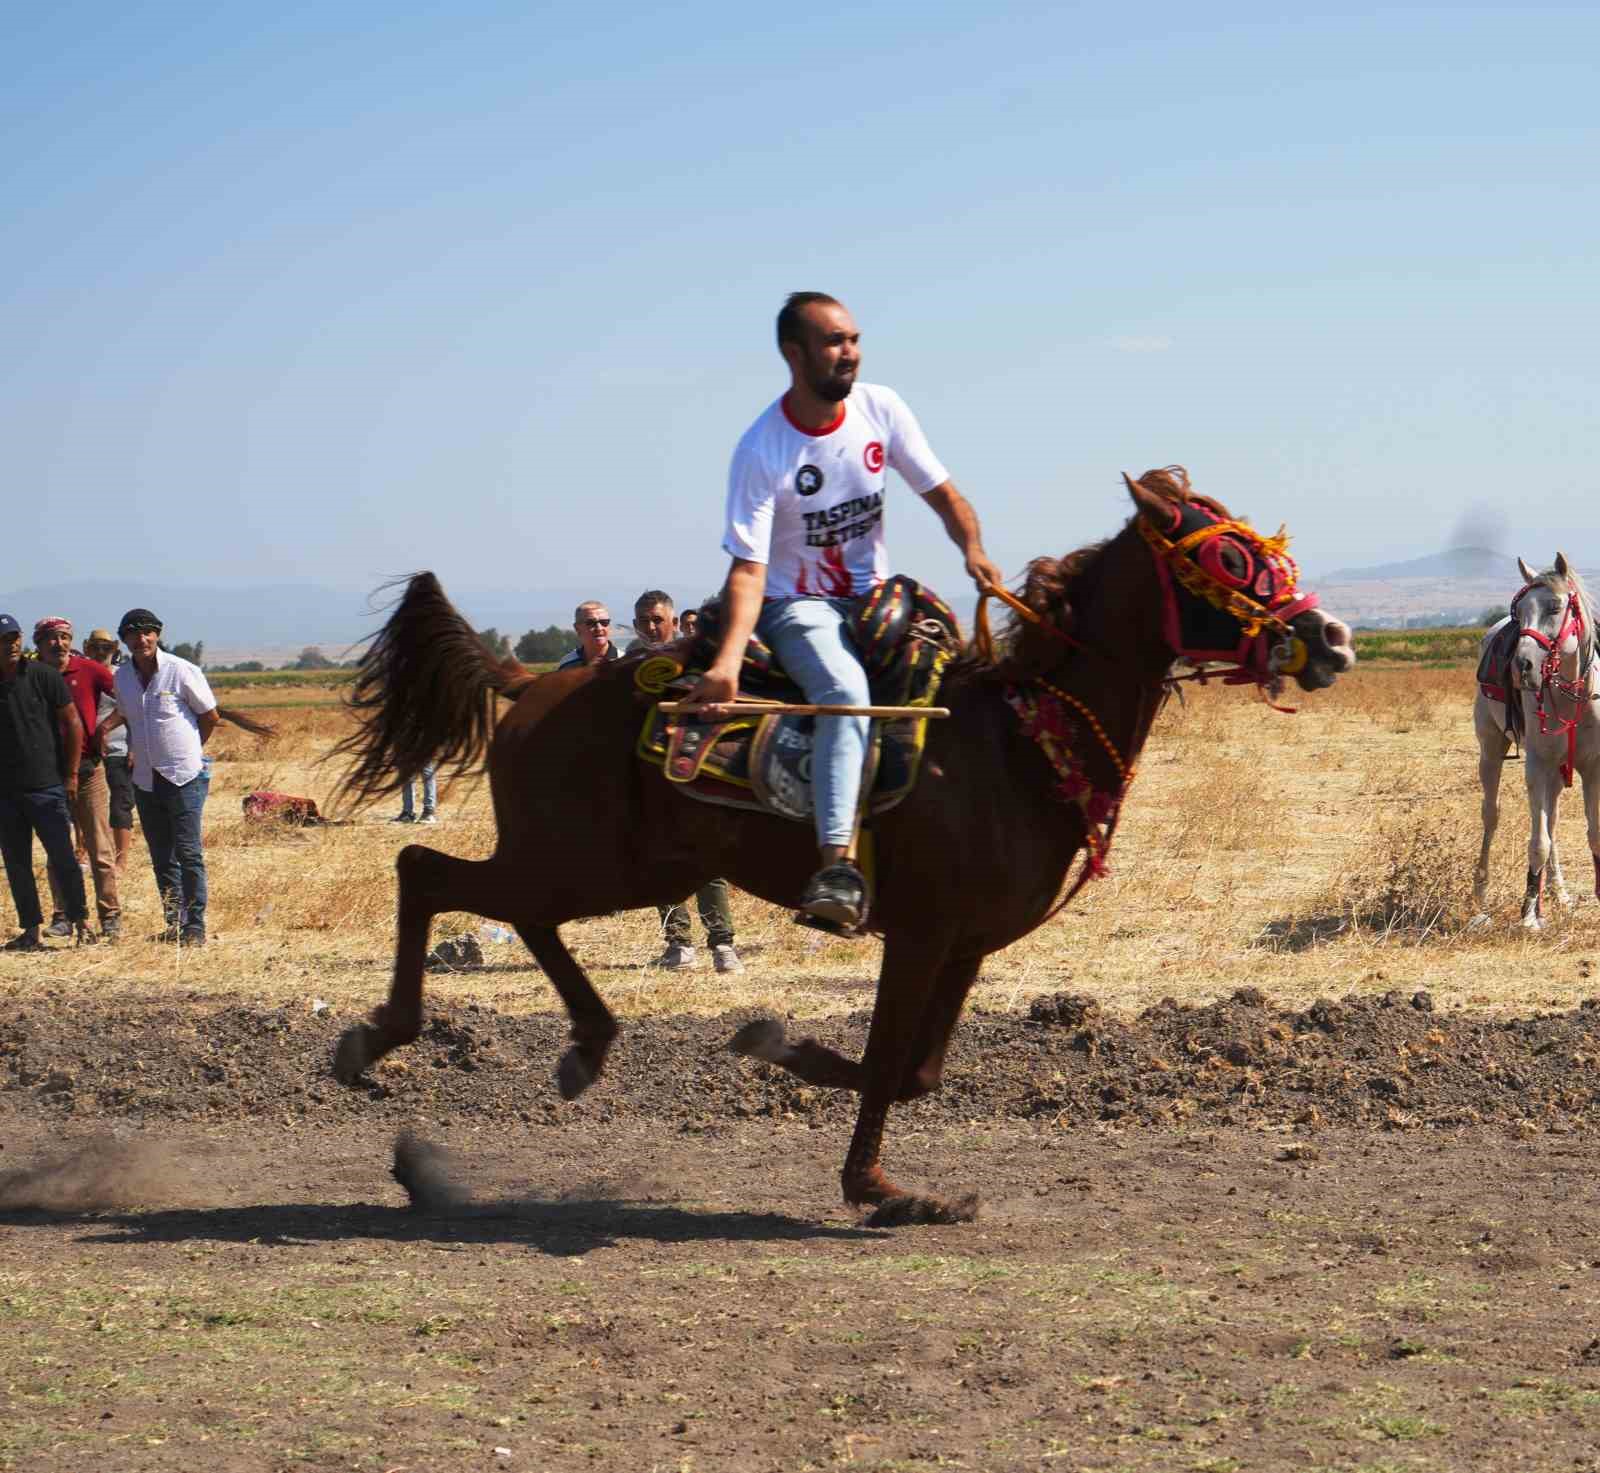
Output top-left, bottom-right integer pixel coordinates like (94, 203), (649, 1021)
(1322, 545), (1511, 584)
(1309, 544), (1600, 629)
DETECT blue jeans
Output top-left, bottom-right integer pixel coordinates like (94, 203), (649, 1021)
(756, 596), (870, 849)
(133, 771), (208, 932)
(0, 785), (87, 929)
(400, 765), (437, 817)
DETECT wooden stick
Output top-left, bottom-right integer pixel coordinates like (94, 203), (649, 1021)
(658, 700), (950, 720)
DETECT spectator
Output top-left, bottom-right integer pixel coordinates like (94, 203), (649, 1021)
(392, 763), (438, 825)
(113, 608), (218, 946)
(679, 605), (702, 641)
(632, 591), (743, 974)
(34, 618), (121, 942)
(82, 629), (135, 878)
(0, 613), (89, 949)
(555, 601), (620, 670)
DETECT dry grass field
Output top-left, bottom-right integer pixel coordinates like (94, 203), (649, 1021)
(2, 657), (1595, 1020)
(8, 658), (1600, 1473)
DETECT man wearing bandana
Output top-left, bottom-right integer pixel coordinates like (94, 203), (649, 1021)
(33, 617), (121, 942)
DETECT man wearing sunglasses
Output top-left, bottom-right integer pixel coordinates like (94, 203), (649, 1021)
(556, 601), (621, 671)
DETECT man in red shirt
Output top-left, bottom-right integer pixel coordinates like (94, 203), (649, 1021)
(34, 617), (121, 942)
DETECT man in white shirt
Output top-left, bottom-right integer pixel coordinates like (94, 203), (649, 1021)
(682, 293), (1004, 930)
(111, 608), (219, 945)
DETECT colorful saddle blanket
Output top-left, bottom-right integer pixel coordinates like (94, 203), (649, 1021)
(635, 576), (958, 822)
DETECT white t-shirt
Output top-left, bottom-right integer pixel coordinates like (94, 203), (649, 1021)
(723, 382), (950, 598)
(114, 650), (217, 789)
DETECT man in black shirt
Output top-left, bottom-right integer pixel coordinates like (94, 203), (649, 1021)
(0, 614), (89, 949)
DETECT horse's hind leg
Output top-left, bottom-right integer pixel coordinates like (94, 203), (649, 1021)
(334, 845), (519, 1083)
(1584, 769), (1600, 901)
(516, 924), (618, 1101)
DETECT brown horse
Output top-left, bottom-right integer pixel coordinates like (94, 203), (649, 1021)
(330, 469), (1354, 1224)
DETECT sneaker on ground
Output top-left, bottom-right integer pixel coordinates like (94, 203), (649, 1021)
(102, 917), (122, 944)
(3, 931), (45, 952)
(799, 863), (866, 930)
(653, 943), (697, 970)
(180, 928), (207, 948)
(711, 944), (744, 975)
(45, 916), (73, 938)
(391, 812), (416, 824)
(416, 812), (438, 825)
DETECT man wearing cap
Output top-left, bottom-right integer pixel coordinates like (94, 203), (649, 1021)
(112, 609), (219, 945)
(83, 629), (135, 877)
(33, 618), (121, 942)
(0, 613), (90, 950)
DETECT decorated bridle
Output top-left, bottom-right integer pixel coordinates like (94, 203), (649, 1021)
(1510, 579), (1595, 788)
(976, 482), (1321, 905)
(1136, 493), (1318, 700)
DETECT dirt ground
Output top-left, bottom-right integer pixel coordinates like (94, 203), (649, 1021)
(6, 993), (1600, 1472)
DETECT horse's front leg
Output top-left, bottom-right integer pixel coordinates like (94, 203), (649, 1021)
(1584, 765), (1600, 902)
(1473, 718), (1508, 917)
(1522, 760), (1562, 930)
(839, 928), (977, 1226)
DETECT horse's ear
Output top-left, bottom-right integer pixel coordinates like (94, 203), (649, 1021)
(1555, 551), (1572, 578)
(1518, 556), (1539, 584)
(1125, 472), (1179, 529)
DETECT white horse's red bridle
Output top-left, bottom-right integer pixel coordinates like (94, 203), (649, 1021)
(1512, 582), (1592, 787)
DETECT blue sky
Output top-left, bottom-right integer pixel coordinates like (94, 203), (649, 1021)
(5, 1), (1598, 618)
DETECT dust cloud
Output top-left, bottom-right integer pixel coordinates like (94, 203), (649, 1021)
(0, 1137), (196, 1213)
(1448, 503), (1510, 552)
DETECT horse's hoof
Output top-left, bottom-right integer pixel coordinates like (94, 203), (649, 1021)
(863, 1192), (979, 1228)
(333, 1023), (381, 1084)
(556, 1047), (595, 1101)
(729, 1018), (786, 1061)
(1521, 914), (1544, 932)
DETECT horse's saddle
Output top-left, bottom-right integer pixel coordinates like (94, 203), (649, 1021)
(635, 576), (959, 823)
(1477, 616), (1525, 742)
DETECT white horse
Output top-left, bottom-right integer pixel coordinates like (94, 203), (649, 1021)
(1473, 554), (1600, 927)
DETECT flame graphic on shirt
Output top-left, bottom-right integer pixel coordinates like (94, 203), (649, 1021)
(796, 542), (854, 597)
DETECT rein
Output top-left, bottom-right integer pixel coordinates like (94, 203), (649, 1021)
(1512, 583), (1596, 788)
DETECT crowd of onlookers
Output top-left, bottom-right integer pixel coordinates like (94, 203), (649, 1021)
(1, 593), (736, 970)
(1, 609), (215, 950)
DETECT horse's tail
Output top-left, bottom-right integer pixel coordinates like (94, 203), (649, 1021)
(216, 705), (278, 738)
(331, 572), (529, 806)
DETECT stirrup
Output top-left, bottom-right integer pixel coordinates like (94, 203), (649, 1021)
(795, 862), (867, 939)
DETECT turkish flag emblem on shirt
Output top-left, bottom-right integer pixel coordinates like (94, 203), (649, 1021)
(863, 441), (885, 473)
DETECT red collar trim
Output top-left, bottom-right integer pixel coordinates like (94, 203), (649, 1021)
(780, 393), (846, 437)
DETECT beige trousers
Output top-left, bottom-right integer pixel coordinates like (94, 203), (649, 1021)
(48, 762), (121, 925)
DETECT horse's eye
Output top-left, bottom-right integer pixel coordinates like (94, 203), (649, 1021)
(1218, 541), (1250, 580)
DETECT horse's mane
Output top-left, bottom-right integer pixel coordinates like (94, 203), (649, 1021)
(961, 466), (1196, 681)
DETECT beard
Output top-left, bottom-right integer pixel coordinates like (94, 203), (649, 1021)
(805, 358), (857, 404)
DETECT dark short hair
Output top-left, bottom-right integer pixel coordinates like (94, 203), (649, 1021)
(776, 292), (841, 350)
(634, 590), (674, 616)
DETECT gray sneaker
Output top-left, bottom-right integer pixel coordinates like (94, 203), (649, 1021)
(654, 943), (697, 970)
(711, 944), (744, 975)
(45, 916), (73, 939)
(416, 812), (438, 825)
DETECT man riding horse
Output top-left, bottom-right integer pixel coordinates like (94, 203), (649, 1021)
(680, 292), (1004, 931)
